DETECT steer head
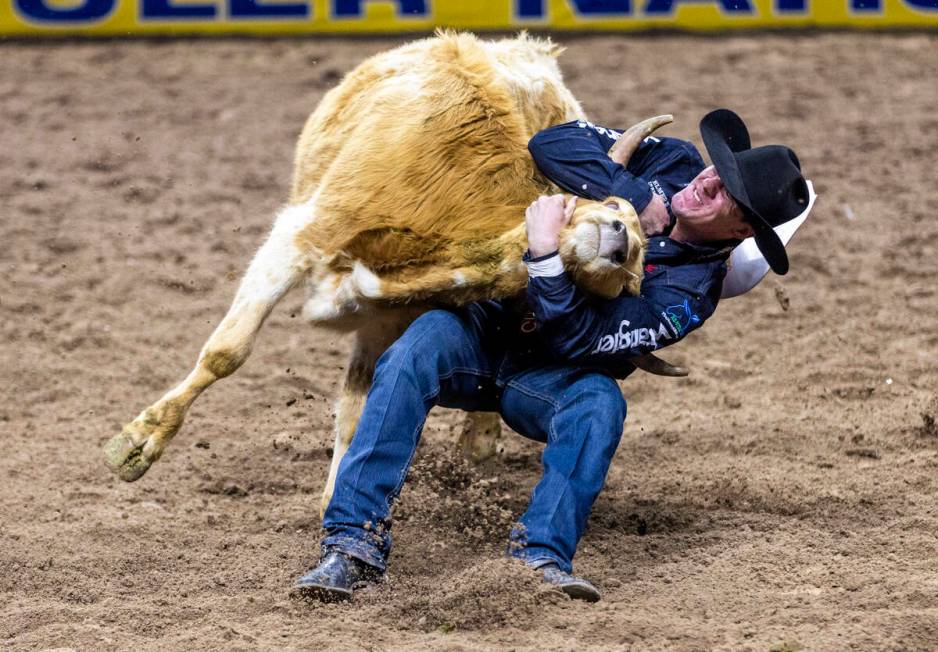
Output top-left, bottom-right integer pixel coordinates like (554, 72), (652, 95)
(558, 196), (646, 298)
(554, 114), (675, 300)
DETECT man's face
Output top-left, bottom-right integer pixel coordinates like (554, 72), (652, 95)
(671, 166), (754, 241)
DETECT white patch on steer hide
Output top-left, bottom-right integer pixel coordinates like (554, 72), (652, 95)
(302, 272), (357, 322)
(350, 262), (383, 299)
(500, 258), (525, 274)
(237, 195), (318, 305)
(302, 295), (338, 321)
(452, 271), (467, 287)
(572, 222), (600, 262)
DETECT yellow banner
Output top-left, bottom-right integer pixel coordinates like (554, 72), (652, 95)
(2, 0), (937, 36)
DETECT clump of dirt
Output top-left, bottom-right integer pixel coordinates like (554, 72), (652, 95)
(921, 413), (937, 437)
(917, 398), (938, 438)
(377, 558), (566, 633)
(395, 445), (517, 545)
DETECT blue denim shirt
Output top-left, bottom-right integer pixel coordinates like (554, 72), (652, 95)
(465, 120), (735, 381)
(521, 237), (732, 378)
(527, 119), (707, 220)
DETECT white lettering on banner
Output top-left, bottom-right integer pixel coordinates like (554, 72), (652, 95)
(591, 319), (674, 355)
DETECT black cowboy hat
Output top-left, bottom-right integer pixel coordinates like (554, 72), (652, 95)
(699, 109), (809, 275)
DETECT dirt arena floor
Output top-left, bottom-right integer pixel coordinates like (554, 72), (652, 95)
(2, 31), (937, 651)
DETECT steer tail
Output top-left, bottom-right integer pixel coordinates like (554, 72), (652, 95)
(103, 200), (315, 482)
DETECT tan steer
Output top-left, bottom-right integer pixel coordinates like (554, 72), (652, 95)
(103, 31), (676, 513)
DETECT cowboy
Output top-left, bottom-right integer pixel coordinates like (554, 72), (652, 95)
(293, 109), (810, 602)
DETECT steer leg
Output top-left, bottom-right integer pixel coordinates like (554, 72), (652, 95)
(103, 201), (316, 481)
(458, 412), (502, 462)
(348, 254), (529, 307)
(320, 311), (415, 517)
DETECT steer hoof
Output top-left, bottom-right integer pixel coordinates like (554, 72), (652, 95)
(104, 404), (183, 481)
(103, 429), (155, 481)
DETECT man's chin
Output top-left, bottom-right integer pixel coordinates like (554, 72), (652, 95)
(671, 206), (690, 223)
(671, 202), (702, 225)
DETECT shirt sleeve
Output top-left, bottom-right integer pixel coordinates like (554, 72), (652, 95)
(528, 121), (655, 215)
(525, 265), (716, 369)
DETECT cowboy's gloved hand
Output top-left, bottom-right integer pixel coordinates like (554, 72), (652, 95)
(526, 194), (577, 258)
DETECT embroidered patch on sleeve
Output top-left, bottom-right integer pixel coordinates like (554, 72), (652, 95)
(662, 299), (701, 337)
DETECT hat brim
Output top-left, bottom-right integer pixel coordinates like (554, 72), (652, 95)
(701, 109), (755, 215)
(700, 109), (791, 276)
(750, 216), (790, 276)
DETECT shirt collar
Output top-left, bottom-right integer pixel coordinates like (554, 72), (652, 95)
(646, 235), (737, 264)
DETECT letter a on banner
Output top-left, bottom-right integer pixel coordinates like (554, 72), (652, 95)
(333, 0), (427, 16)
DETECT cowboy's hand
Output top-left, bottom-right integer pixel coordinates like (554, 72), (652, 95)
(526, 194), (577, 258)
(639, 193), (671, 236)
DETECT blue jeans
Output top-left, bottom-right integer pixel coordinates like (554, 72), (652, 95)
(321, 309), (626, 574)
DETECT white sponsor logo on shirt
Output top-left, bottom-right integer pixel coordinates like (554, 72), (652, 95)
(648, 179), (671, 210)
(577, 120), (661, 146)
(591, 318), (674, 355)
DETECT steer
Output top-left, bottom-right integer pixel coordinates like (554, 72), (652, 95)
(102, 31), (678, 512)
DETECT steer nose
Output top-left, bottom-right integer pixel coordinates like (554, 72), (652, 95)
(598, 220), (630, 264)
(611, 227), (629, 265)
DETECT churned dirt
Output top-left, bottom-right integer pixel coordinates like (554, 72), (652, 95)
(2, 32), (938, 651)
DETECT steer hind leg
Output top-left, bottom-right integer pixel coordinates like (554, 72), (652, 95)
(104, 201), (315, 481)
(320, 312), (416, 517)
(458, 412), (502, 463)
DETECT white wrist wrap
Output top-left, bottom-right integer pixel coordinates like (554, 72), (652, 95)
(525, 253), (564, 278)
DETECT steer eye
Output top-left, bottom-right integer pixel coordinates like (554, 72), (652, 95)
(604, 201), (620, 210)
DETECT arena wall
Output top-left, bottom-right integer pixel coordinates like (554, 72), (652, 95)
(2, 0), (937, 37)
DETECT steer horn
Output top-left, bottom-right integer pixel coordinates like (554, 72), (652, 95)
(608, 114), (674, 166)
(608, 115), (683, 378)
(632, 352), (688, 377)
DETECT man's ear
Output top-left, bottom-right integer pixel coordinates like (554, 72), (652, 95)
(733, 224), (756, 240)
